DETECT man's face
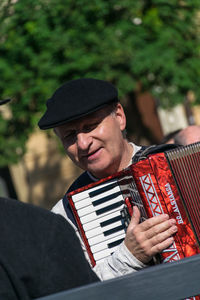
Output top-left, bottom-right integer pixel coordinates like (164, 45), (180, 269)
(55, 103), (127, 178)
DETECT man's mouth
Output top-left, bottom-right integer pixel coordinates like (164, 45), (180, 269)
(85, 148), (102, 161)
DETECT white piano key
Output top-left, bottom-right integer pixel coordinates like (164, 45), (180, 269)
(74, 197), (93, 210)
(77, 194), (124, 217)
(82, 209), (122, 231)
(90, 232), (125, 253)
(88, 229), (125, 247)
(72, 179), (119, 202)
(74, 185), (121, 210)
(93, 246), (119, 261)
(85, 220), (123, 239)
(80, 203), (124, 224)
(83, 210), (122, 231)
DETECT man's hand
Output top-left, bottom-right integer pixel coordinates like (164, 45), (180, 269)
(124, 206), (178, 264)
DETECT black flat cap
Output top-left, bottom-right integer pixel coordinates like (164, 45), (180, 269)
(38, 78), (118, 129)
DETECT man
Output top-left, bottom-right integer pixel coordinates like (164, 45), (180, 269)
(162, 125), (200, 145)
(0, 99), (98, 299)
(173, 125), (200, 145)
(38, 78), (177, 280)
(161, 129), (181, 144)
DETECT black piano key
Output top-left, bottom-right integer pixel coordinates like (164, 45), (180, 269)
(93, 191), (122, 206)
(120, 207), (131, 229)
(100, 215), (123, 227)
(103, 224), (125, 236)
(120, 207), (129, 218)
(108, 238), (124, 248)
(89, 181), (119, 197)
(96, 201), (124, 216)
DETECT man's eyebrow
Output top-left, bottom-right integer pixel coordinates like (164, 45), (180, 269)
(64, 128), (76, 134)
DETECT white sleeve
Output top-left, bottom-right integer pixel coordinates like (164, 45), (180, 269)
(51, 200), (147, 281)
(93, 241), (147, 280)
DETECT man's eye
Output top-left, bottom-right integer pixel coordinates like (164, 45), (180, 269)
(64, 131), (76, 140)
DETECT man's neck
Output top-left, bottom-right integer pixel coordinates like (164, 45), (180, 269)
(87, 142), (141, 182)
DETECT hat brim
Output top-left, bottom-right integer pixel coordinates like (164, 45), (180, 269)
(38, 99), (118, 129)
(0, 99), (11, 105)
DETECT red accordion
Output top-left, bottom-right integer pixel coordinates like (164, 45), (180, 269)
(67, 143), (200, 268)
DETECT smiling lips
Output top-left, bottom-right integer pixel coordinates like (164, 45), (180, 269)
(82, 148), (102, 162)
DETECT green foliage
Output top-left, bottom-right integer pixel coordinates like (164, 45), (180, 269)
(0, 0), (200, 165)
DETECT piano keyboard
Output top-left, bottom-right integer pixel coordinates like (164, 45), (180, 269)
(69, 177), (132, 264)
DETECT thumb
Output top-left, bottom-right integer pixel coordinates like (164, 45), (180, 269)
(129, 206), (141, 228)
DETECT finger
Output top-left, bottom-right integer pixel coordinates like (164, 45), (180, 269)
(151, 237), (175, 256)
(149, 224), (178, 247)
(145, 218), (177, 240)
(128, 206), (141, 228)
(138, 214), (170, 232)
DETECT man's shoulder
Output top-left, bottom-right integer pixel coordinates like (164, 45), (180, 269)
(0, 197), (67, 232)
(0, 197), (49, 217)
(67, 171), (94, 193)
(51, 172), (95, 225)
(132, 143), (179, 163)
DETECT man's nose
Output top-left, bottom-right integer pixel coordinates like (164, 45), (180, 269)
(76, 132), (92, 150)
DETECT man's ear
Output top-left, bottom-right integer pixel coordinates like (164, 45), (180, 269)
(115, 103), (126, 131)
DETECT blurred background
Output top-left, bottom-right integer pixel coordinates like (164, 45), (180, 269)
(0, 0), (200, 209)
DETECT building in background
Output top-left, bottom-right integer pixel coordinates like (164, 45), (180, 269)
(9, 131), (82, 209)
(157, 104), (188, 136)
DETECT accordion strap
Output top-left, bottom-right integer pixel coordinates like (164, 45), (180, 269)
(132, 143), (180, 164)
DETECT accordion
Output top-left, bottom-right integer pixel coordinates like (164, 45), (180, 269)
(67, 143), (200, 268)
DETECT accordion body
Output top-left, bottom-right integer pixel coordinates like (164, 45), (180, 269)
(67, 143), (200, 268)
